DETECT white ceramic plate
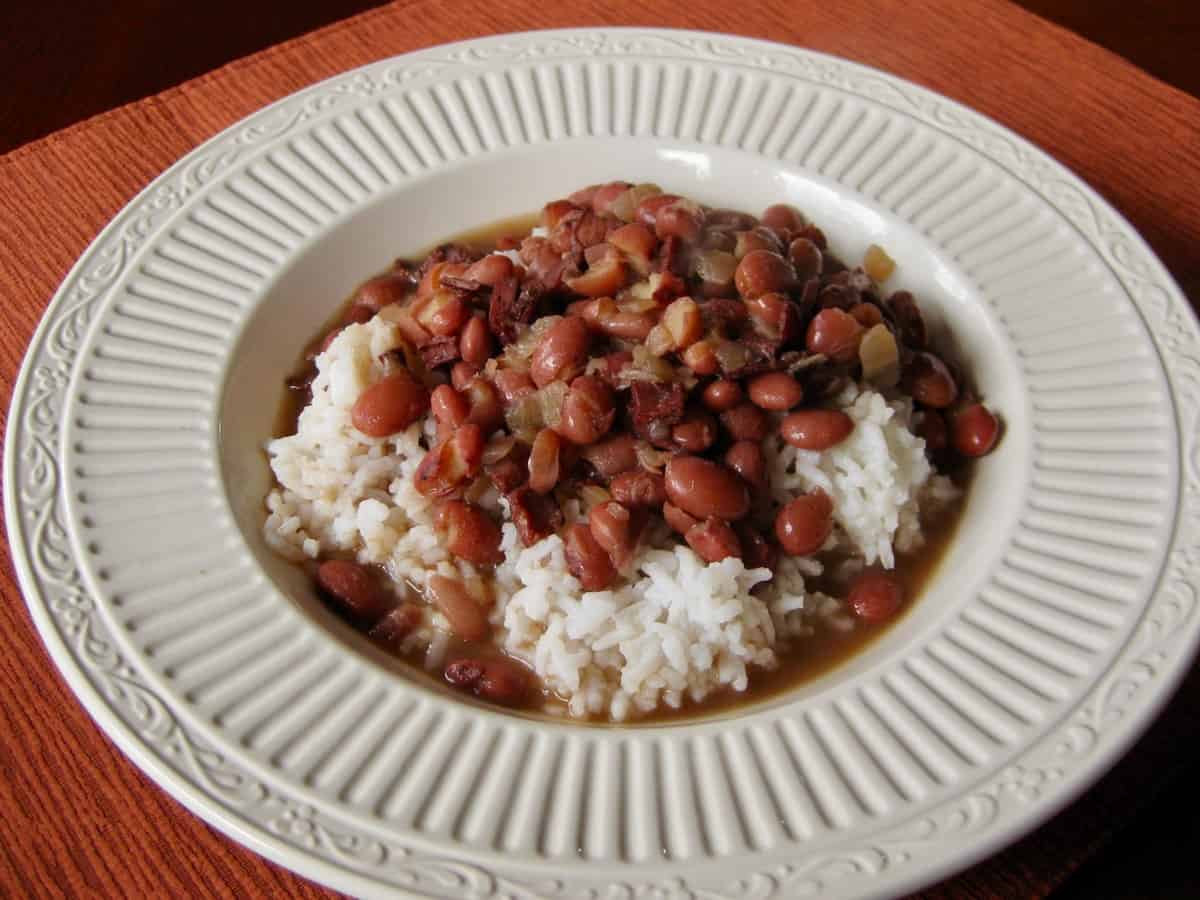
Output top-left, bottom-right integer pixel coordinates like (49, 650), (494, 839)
(7, 28), (1199, 899)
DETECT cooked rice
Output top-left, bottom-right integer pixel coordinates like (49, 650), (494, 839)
(264, 317), (952, 720)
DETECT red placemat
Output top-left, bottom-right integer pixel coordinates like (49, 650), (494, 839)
(2, 1), (1198, 896)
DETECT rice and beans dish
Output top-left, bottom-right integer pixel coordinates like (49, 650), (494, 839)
(264, 182), (1000, 721)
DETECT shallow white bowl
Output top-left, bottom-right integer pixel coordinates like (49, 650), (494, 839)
(7, 28), (1199, 899)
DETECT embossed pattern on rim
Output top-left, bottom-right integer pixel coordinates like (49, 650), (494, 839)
(6, 29), (1199, 899)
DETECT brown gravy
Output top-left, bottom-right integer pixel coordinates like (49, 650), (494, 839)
(274, 212), (971, 724)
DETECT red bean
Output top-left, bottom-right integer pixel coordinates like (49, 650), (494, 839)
(761, 203), (806, 241)
(664, 456), (751, 521)
(672, 411), (718, 452)
(589, 501), (640, 568)
(530, 316), (591, 388)
(780, 409), (855, 450)
(355, 273), (410, 310)
(747, 372), (804, 411)
(414, 424), (484, 497)
(953, 403), (1000, 457)
(805, 308), (865, 363)
(848, 569), (905, 624)
(316, 560), (389, 622)
(351, 370), (430, 437)
(528, 428), (562, 494)
(724, 440), (767, 490)
(460, 316), (493, 366)
(445, 655), (530, 706)
(608, 221), (657, 271)
(343, 303), (375, 325)
(685, 518), (742, 563)
(451, 361), (479, 391)
(909, 352), (959, 408)
(775, 491), (834, 556)
(734, 523), (776, 570)
(733, 228), (783, 259)
(610, 470), (667, 507)
(464, 253), (515, 287)
(368, 603), (422, 649)
(564, 522), (618, 591)
(654, 200), (704, 241)
(431, 384), (469, 427)
(493, 369), (536, 405)
(427, 574), (489, 641)
(592, 181), (633, 214)
(435, 499), (503, 565)
(744, 292), (798, 341)
(849, 303), (883, 328)
(462, 378), (505, 432)
(662, 501), (699, 535)
(581, 434), (640, 478)
(556, 376), (616, 445)
(701, 379), (744, 412)
(787, 237), (823, 281)
(720, 403), (770, 442)
(734, 249), (796, 299)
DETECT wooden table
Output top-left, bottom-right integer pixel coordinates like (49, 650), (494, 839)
(2, 1), (1198, 897)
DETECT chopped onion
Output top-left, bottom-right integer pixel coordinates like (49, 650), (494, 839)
(537, 380), (568, 429)
(864, 244), (896, 282)
(634, 441), (673, 472)
(609, 183), (662, 222)
(859, 324), (900, 386)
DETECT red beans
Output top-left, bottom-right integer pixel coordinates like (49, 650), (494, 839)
(734, 249), (796, 299)
(664, 456), (751, 521)
(849, 303), (883, 328)
(780, 409), (855, 450)
(662, 501), (699, 535)
(806, 308), (865, 363)
(654, 199), (705, 241)
(589, 501), (640, 568)
(908, 352), (959, 409)
(493, 369), (536, 405)
(368, 604), (422, 649)
(701, 379), (743, 412)
(435, 499), (503, 565)
(414, 424), (485, 497)
(316, 560), (389, 622)
(720, 403), (770, 442)
(787, 237), (823, 281)
(748, 372), (804, 411)
(685, 518), (742, 563)
(351, 370), (430, 437)
(451, 361), (479, 391)
(355, 273), (410, 310)
(847, 569), (905, 623)
(563, 522), (617, 590)
(724, 440), (767, 490)
(581, 434), (640, 478)
(672, 411), (718, 452)
(462, 378), (505, 432)
(460, 316), (493, 366)
(445, 655), (530, 706)
(431, 384), (469, 428)
(953, 403), (1000, 457)
(608, 222), (657, 271)
(744, 292), (798, 341)
(528, 428), (562, 494)
(556, 376), (616, 445)
(464, 253), (515, 286)
(530, 316), (591, 388)
(761, 203), (806, 240)
(775, 491), (834, 556)
(427, 574), (489, 641)
(610, 470), (667, 507)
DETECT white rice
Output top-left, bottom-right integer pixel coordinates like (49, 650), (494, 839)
(264, 317), (953, 720)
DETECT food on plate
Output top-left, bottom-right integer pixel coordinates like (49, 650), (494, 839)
(264, 182), (1000, 721)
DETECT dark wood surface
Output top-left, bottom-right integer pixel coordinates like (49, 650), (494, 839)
(1, 1), (1198, 898)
